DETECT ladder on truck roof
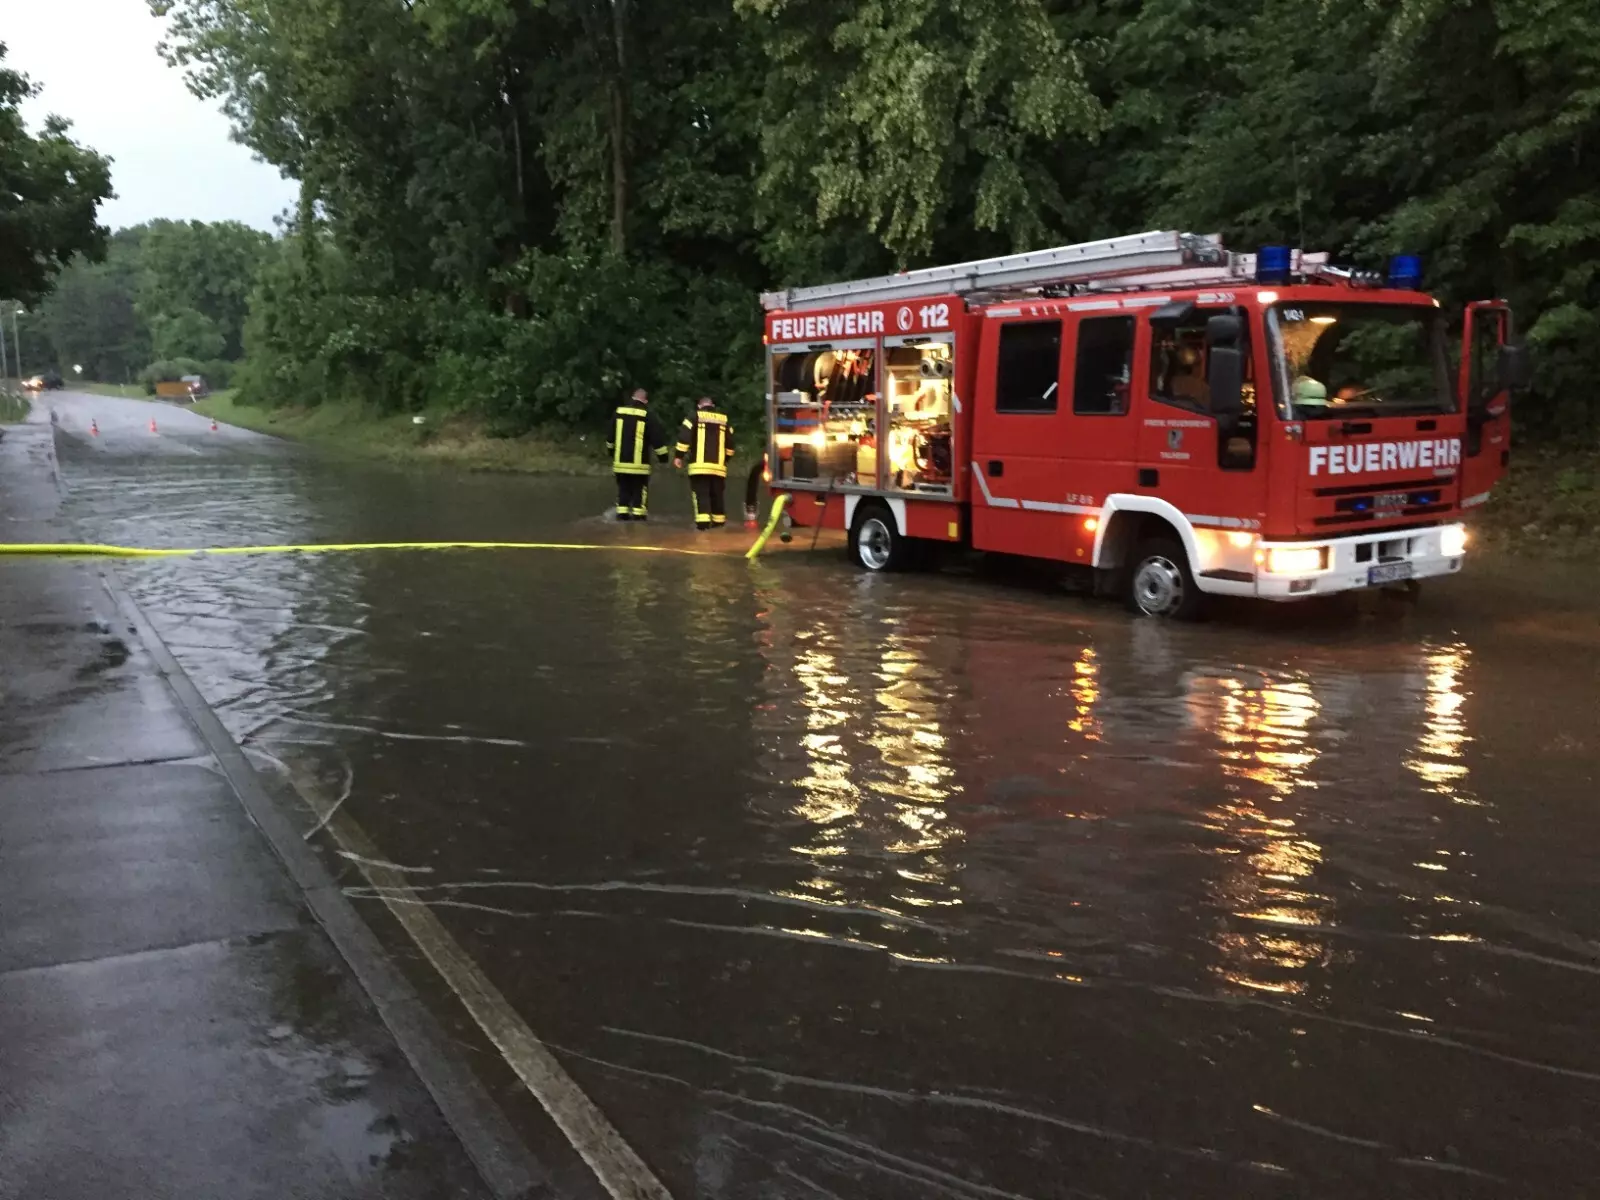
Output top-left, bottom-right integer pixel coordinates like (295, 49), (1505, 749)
(760, 230), (1231, 313)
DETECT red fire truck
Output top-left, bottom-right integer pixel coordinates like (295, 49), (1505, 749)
(761, 231), (1530, 617)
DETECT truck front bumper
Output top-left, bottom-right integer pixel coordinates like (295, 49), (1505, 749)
(1250, 524), (1467, 601)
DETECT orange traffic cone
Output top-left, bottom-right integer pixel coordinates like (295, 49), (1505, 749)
(89, 419), (98, 437)
(149, 418), (158, 434)
(210, 419), (218, 432)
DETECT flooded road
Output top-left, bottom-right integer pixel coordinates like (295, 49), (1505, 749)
(45, 390), (1600, 1197)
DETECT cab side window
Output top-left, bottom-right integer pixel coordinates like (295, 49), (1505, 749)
(995, 321), (1062, 413)
(1150, 309), (1257, 470)
(1149, 315), (1221, 412)
(1073, 317), (1135, 415)
(1469, 311), (1503, 408)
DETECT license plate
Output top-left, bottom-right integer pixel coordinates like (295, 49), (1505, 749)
(1373, 491), (1409, 509)
(1368, 562), (1414, 585)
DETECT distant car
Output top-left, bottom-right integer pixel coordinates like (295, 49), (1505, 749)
(23, 371), (63, 391)
(40, 370), (63, 390)
(22, 376), (43, 391)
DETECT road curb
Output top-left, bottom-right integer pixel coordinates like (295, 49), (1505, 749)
(102, 560), (553, 1200)
(41, 424), (550, 1200)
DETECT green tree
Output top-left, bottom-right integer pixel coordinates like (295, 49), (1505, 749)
(738, 0), (1104, 273)
(138, 219), (273, 358)
(0, 43), (113, 307)
(35, 229), (152, 381)
(148, 307), (226, 361)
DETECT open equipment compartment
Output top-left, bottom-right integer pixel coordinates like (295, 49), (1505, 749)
(882, 333), (955, 495)
(768, 339), (881, 488)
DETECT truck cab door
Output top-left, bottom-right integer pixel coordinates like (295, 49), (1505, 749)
(969, 316), (1071, 560)
(1135, 306), (1266, 532)
(1458, 301), (1514, 509)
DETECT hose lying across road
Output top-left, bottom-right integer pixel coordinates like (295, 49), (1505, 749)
(0, 540), (720, 559)
(0, 497), (797, 563)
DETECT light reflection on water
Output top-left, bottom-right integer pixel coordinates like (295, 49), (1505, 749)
(763, 613), (964, 920)
(1067, 645), (1102, 741)
(1182, 671), (1331, 996)
(1410, 643), (1475, 801)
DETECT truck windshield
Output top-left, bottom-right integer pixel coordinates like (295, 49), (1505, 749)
(1269, 303), (1453, 419)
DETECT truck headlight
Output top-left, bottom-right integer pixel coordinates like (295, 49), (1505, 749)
(1262, 545), (1327, 575)
(1440, 525), (1468, 557)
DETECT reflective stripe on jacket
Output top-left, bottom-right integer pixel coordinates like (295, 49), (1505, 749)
(607, 405), (669, 475)
(676, 410), (734, 477)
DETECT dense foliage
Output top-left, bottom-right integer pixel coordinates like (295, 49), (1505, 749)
(0, 43), (112, 311)
(149, 0), (1600, 439)
(26, 220), (271, 385)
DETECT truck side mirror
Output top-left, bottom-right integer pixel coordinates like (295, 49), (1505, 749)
(1206, 314), (1243, 345)
(1206, 314), (1245, 417)
(1207, 346), (1244, 417)
(1496, 342), (1532, 393)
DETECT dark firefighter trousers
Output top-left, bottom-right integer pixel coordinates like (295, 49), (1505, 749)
(615, 474), (650, 520)
(691, 475), (727, 528)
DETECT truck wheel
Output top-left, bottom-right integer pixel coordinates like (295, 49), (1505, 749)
(851, 504), (905, 572)
(1127, 536), (1205, 620)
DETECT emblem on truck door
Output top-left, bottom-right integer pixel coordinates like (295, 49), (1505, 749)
(1167, 429), (1184, 451)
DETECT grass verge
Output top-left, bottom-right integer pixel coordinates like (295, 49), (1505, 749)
(190, 393), (608, 476)
(79, 382), (148, 399)
(1472, 445), (1600, 559)
(0, 389), (31, 424)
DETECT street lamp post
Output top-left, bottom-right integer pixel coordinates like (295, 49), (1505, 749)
(9, 307), (20, 379)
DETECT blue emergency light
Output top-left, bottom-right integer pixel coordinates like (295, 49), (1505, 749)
(1256, 245), (1294, 285)
(1387, 254), (1423, 289)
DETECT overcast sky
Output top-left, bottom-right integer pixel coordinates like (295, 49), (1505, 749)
(7, 0), (299, 232)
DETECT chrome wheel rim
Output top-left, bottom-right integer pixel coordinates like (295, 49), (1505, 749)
(1133, 555), (1184, 615)
(858, 517), (893, 570)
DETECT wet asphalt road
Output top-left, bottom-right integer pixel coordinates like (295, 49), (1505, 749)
(36, 388), (1600, 1198)
(41, 387), (280, 455)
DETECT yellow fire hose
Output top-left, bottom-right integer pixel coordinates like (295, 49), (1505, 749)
(0, 497), (797, 563)
(744, 493), (792, 561)
(0, 540), (716, 559)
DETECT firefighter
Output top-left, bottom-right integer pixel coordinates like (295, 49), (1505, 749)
(606, 387), (671, 521)
(674, 396), (736, 530)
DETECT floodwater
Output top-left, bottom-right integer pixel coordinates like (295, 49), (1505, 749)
(49, 394), (1600, 1198)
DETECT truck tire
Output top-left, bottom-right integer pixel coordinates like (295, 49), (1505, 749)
(851, 503), (907, 572)
(1127, 535), (1205, 620)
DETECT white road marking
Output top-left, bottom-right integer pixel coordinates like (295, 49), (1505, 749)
(286, 760), (673, 1200)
